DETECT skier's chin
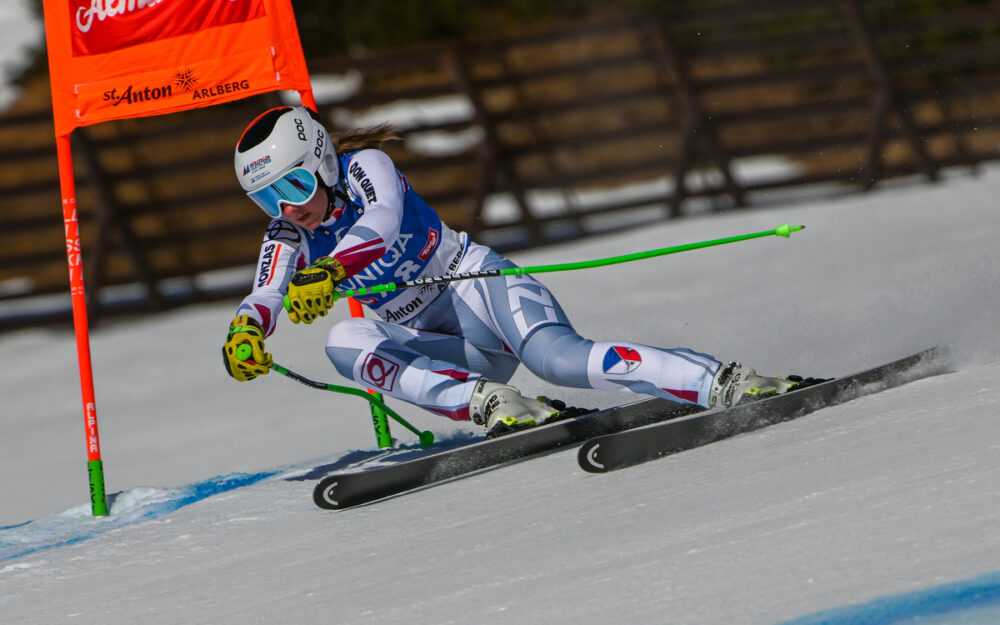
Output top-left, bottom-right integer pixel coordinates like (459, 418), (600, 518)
(295, 216), (322, 231)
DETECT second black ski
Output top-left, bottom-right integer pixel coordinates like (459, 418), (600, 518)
(578, 347), (943, 473)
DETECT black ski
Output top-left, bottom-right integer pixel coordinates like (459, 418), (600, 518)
(313, 397), (704, 509)
(578, 347), (943, 473)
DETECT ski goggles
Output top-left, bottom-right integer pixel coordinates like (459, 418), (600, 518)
(246, 167), (319, 218)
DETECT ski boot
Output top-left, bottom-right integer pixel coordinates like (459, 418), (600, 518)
(470, 379), (594, 438)
(708, 362), (823, 409)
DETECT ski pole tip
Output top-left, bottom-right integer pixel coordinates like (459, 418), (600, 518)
(775, 223), (805, 238)
(419, 430), (435, 447)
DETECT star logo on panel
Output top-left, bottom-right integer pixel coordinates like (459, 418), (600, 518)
(173, 68), (198, 92)
(602, 346), (642, 375)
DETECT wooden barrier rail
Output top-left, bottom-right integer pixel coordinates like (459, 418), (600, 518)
(0, 0), (998, 329)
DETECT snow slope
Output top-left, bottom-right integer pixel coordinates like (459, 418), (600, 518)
(2, 165), (1000, 624)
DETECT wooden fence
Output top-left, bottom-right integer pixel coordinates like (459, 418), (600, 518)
(1, 0), (998, 329)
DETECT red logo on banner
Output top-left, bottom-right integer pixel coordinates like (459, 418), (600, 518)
(71, 0), (267, 57)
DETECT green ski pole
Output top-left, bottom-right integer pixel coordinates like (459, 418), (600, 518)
(234, 345), (434, 447)
(270, 360), (434, 447)
(285, 223), (805, 307)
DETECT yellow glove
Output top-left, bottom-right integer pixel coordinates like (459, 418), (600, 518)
(222, 315), (273, 382)
(286, 257), (346, 324)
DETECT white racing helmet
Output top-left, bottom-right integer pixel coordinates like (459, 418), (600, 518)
(234, 106), (340, 217)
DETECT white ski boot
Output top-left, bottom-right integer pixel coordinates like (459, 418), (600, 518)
(708, 362), (801, 408)
(470, 379), (561, 438)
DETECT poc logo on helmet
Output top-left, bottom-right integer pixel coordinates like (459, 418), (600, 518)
(295, 116), (327, 159)
(314, 129), (325, 159)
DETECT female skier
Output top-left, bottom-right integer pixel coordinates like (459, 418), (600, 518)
(222, 106), (800, 437)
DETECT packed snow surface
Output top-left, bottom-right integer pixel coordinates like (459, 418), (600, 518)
(2, 165), (1000, 624)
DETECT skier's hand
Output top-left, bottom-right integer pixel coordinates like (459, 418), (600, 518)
(286, 257), (346, 324)
(222, 315), (272, 381)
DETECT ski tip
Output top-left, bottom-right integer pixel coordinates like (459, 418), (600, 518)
(775, 223), (806, 238)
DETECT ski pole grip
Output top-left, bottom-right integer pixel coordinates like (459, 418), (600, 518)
(235, 343), (253, 361)
(282, 291), (344, 312)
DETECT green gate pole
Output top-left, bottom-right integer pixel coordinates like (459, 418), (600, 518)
(368, 391), (392, 448)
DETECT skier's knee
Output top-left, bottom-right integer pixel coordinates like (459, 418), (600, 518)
(326, 317), (383, 350)
(325, 318), (386, 378)
(520, 325), (594, 387)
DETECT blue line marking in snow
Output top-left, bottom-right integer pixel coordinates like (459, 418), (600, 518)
(775, 569), (1000, 625)
(0, 471), (276, 564)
